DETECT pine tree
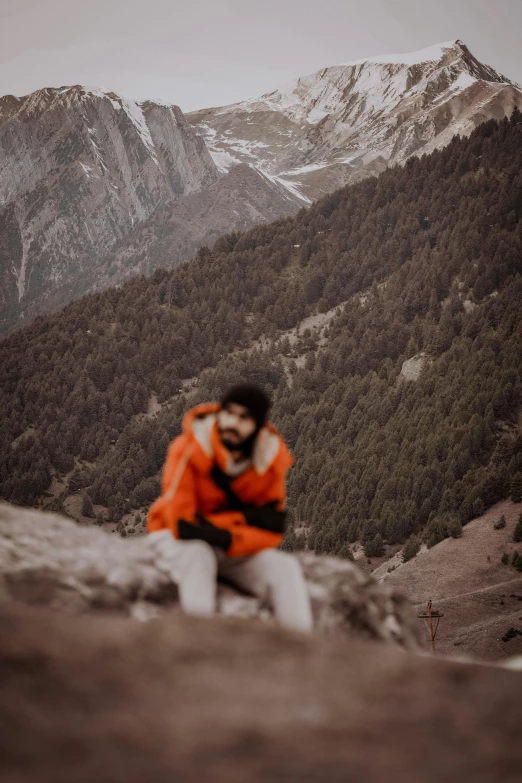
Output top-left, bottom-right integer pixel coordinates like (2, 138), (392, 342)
(81, 494), (94, 518)
(512, 551), (522, 572)
(402, 535), (421, 562)
(510, 473), (522, 503)
(364, 533), (384, 558)
(337, 543), (354, 561)
(513, 513), (522, 543)
(448, 518), (462, 538)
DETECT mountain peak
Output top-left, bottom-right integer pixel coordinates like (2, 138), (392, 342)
(188, 39), (522, 203)
(340, 39), (463, 68)
(336, 39), (513, 87)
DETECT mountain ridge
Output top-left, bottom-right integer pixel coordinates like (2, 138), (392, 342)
(0, 85), (219, 329)
(2, 39), (522, 333)
(187, 39), (522, 202)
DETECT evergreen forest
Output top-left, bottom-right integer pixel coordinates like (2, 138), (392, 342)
(1, 110), (522, 556)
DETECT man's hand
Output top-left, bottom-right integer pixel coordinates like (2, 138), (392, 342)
(244, 504), (287, 533)
(177, 517), (232, 550)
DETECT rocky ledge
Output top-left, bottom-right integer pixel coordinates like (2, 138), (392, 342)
(0, 502), (421, 650)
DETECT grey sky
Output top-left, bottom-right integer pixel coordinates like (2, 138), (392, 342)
(1, 0), (521, 112)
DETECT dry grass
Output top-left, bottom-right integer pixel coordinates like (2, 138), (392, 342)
(384, 500), (522, 660)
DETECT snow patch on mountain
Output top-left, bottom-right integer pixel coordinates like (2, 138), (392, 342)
(79, 161), (94, 179)
(14, 229), (33, 302)
(87, 126), (108, 173)
(208, 148), (237, 174)
(341, 40), (459, 68)
(196, 120), (312, 200)
(257, 167), (312, 204)
(196, 123), (237, 173)
(82, 88), (159, 165)
(280, 162), (331, 176)
(119, 97), (159, 165)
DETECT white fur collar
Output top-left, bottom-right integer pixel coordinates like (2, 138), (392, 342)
(191, 413), (280, 475)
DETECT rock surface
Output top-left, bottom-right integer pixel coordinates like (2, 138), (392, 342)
(400, 352), (428, 381)
(59, 163), (300, 301)
(0, 502), (421, 650)
(1, 600), (521, 783)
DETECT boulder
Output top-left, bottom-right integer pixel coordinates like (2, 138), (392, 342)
(0, 502), (421, 649)
(399, 352), (428, 382)
(1, 502), (521, 782)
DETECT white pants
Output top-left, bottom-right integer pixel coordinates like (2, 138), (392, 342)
(148, 531), (313, 633)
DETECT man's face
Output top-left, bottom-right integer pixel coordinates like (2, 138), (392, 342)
(217, 402), (257, 450)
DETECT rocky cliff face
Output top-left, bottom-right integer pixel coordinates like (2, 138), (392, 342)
(188, 40), (522, 203)
(0, 86), (219, 332)
(28, 162), (302, 310)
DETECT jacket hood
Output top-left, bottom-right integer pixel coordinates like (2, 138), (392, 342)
(182, 402), (294, 476)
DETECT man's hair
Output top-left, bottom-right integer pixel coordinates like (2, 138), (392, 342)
(220, 384), (271, 430)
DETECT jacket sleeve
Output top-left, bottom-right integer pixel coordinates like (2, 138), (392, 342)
(203, 511), (283, 557)
(148, 443), (290, 557)
(147, 437), (197, 535)
(203, 466), (288, 557)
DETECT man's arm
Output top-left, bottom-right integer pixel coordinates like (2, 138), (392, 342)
(148, 442), (288, 555)
(202, 511), (283, 557)
(147, 438), (247, 551)
(147, 438), (197, 535)
(243, 503), (286, 533)
(202, 468), (288, 556)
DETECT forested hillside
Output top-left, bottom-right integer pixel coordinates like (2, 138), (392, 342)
(1, 110), (521, 556)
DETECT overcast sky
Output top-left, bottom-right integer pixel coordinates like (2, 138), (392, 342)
(1, 0), (521, 112)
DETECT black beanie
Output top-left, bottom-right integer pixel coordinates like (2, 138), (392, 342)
(220, 384), (271, 430)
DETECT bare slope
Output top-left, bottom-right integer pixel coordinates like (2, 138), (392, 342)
(82, 163), (301, 292)
(13, 163), (301, 324)
(384, 500), (522, 660)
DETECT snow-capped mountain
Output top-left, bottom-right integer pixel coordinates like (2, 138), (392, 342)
(0, 85), (300, 332)
(0, 85), (220, 330)
(188, 40), (522, 203)
(2, 40), (521, 331)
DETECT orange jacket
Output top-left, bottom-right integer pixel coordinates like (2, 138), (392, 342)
(147, 402), (294, 557)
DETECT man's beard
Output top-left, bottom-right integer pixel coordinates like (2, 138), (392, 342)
(218, 428), (258, 457)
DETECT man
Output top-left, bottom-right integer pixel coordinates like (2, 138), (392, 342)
(147, 383), (313, 632)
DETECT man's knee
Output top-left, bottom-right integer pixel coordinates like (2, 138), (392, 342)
(249, 549), (307, 597)
(253, 550), (312, 632)
(253, 549), (304, 584)
(148, 531), (217, 577)
(181, 539), (218, 575)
